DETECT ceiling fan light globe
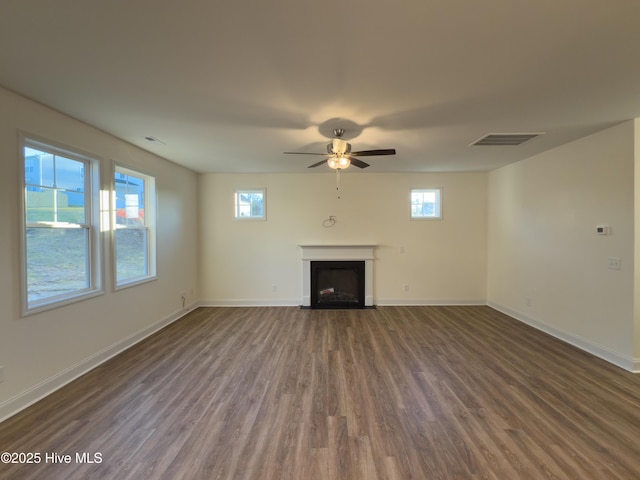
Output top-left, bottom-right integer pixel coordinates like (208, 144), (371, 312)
(328, 156), (350, 169)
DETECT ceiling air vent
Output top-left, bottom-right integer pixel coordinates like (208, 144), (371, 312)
(470, 132), (544, 146)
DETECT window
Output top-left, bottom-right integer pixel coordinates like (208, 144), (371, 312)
(21, 136), (102, 314)
(234, 189), (265, 220)
(411, 188), (442, 219)
(114, 166), (156, 287)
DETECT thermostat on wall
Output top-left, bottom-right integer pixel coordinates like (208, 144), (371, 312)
(596, 225), (610, 235)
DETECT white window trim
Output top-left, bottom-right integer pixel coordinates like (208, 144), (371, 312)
(234, 188), (266, 220)
(19, 132), (104, 316)
(112, 163), (158, 290)
(410, 187), (443, 220)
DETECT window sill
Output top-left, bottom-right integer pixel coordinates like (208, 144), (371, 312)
(23, 288), (105, 317)
(114, 275), (158, 291)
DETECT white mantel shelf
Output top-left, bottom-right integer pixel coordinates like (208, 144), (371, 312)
(299, 244), (377, 260)
(299, 244), (377, 307)
(298, 244), (378, 247)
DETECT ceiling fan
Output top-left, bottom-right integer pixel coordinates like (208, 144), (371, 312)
(284, 128), (396, 169)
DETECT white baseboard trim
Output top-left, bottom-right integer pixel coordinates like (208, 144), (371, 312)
(199, 299), (300, 307)
(0, 303), (199, 424)
(376, 298), (487, 306)
(488, 301), (638, 373)
(200, 299), (486, 307)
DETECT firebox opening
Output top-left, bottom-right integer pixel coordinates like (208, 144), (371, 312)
(310, 260), (365, 309)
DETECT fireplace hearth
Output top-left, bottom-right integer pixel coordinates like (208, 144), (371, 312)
(311, 261), (365, 309)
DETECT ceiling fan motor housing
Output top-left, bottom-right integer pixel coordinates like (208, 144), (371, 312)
(329, 138), (350, 154)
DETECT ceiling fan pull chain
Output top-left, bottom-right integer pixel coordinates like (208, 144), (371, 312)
(336, 168), (341, 199)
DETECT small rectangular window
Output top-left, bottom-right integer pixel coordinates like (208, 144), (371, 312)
(234, 189), (266, 220)
(411, 188), (442, 219)
(21, 136), (102, 314)
(114, 165), (157, 288)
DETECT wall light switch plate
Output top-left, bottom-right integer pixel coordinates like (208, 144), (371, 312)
(596, 225), (610, 235)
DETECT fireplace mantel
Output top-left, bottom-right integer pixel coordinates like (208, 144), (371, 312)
(299, 244), (376, 307)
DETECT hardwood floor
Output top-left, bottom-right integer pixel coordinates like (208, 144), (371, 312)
(1, 306), (640, 479)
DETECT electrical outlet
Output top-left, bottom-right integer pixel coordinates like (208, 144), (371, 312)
(0, 366), (5, 383)
(271, 284), (278, 292)
(608, 257), (621, 270)
(403, 284), (410, 292)
(526, 298), (533, 307)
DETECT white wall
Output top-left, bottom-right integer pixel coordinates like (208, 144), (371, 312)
(635, 118), (640, 361)
(199, 172), (488, 306)
(487, 121), (636, 370)
(0, 87), (199, 420)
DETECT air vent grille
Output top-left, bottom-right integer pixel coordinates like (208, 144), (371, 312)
(471, 133), (544, 146)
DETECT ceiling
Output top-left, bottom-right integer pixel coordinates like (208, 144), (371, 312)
(2, 0), (640, 174)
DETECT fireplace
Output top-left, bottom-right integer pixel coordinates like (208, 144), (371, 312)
(311, 261), (365, 309)
(299, 244), (376, 308)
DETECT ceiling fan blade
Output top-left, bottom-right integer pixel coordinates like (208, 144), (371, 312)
(349, 158), (370, 169)
(349, 149), (396, 156)
(284, 151), (329, 155)
(308, 160), (328, 168)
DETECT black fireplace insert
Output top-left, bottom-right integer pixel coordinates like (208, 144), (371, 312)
(310, 260), (365, 309)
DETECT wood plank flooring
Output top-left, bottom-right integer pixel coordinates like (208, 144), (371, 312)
(1, 306), (640, 479)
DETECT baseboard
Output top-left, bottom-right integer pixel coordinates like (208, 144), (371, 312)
(199, 299), (300, 307)
(199, 298), (486, 307)
(0, 303), (199, 424)
(488, 301), (638, 373)
(376, 298), (486, 306)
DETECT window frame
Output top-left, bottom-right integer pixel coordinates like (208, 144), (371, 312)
(410, 187), (443, 220)
(234, 188), (266, 220)
(112, 164), (157, 290)
(19, 133), (103, 315)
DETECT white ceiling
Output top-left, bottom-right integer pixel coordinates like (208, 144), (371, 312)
(2, 0), (640, 173)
